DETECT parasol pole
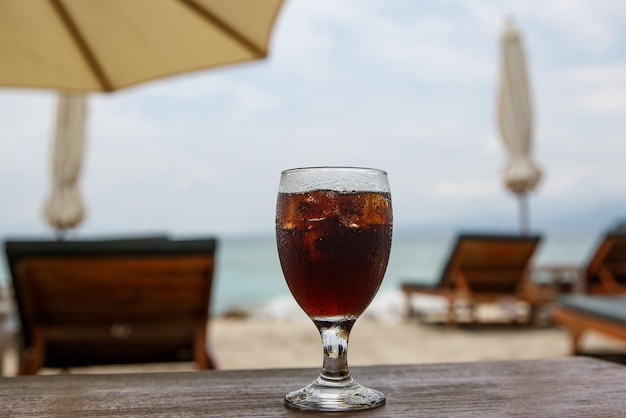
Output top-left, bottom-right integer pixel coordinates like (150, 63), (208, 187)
(518, 192), (529, 235)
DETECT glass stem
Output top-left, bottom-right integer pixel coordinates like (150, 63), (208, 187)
(313, 317), (356, 384)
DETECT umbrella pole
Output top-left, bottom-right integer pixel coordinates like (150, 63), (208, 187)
(55, 228), (67, 241)
(519, 193), (529, 235)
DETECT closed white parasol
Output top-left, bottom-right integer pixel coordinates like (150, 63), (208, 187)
(497, 19), (542, 234)
(43, 93), (87, 237)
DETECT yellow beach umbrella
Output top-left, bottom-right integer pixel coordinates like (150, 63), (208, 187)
(0, 0), (284, 234)
(497, 19), (542, 234)
(0, 0), (284, 92)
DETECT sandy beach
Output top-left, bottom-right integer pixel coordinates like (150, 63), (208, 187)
(4, 312), (625, 376)
(209, 316), (626, 370)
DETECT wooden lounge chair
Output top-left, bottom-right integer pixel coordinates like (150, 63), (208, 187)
(553, 295), (626, 356)
(4, 236), (219, 374)
(583, 232), (626, 295)
(401, 233), (550, 325)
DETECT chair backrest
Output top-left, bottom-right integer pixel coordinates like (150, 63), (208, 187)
(4, 236), (217, 371)
(585, 233), (626, 294)
(438, 234), (541, 294)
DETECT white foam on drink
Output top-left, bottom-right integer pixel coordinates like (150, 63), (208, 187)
(279, 167), (390, 194)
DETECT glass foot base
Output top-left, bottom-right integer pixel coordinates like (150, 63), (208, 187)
(285, 376), (385, 412)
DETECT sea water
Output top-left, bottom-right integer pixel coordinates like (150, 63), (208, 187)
(212, 233), (597, 319)
(0, 233), (598, 319)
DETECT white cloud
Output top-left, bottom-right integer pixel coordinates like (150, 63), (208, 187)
(433, 177), (501, 200)
(556, 64), (626, 112)
(523, 0), (626, 54)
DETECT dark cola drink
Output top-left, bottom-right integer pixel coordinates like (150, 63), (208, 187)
(276, 189), (392, 319)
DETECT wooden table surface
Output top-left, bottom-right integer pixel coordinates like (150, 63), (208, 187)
(1, 357), (624, 417)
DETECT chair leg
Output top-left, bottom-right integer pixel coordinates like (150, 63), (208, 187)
(19, 330), (45, 375)
(19, 347), (42, 375)
(194, 322), (219, 370)
(570, 328), (584, 356)
(527, 304), (538, 325)
(446, 296), (457, 327)
(468, 301), (478, 323)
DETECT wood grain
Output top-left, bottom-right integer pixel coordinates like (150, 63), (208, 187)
(0, 357), (624, 417)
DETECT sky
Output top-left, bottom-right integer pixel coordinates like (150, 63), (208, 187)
(1, 0), (626, 241)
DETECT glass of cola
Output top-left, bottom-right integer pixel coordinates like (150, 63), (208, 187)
(276, 166), (393, 411)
